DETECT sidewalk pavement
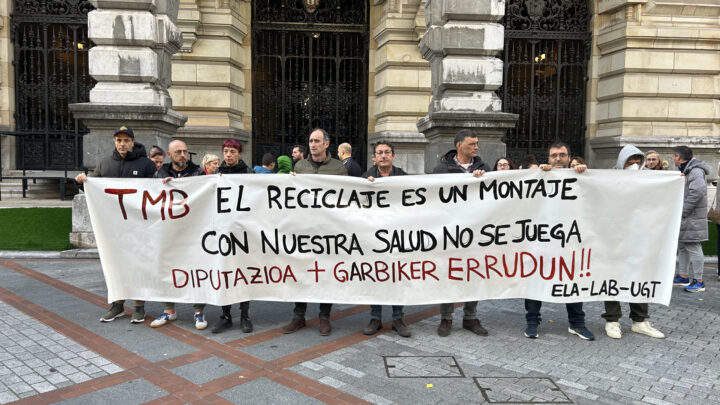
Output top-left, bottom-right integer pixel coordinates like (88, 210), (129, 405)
(0, 258), (719, 404)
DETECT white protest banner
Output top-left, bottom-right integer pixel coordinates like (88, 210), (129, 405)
(84, 170), (683, 306)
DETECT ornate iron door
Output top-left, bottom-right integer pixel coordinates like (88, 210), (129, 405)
(11, 0), (94, 170)
(252, 0), (369, 167)
(501, 0), (590, 163)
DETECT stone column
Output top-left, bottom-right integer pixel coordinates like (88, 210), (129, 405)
(68, 0), (186, 249)
(416, 0), (517, 173)
(369, 0), (430, 174)
(587, 0), (720, 173)
(70, 0), (187, 169)
(172, 0), (251, 163)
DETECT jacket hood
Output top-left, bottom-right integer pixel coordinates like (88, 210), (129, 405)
(112, 142), (148, 161)
(683, 158), (711, 176)
(615, 144), (645, 169)
(220, 159), (250, 171)
(277, 155), (292, 173)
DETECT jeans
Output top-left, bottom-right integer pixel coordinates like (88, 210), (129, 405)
(677, 241), (704, 280)
(370, 305), (404, 321)
(293, 302), (332, 320)
(524, 299), (585, 327)
(221, 301), (250, 318)
(163, 302), (205, 312)
(601, 301), (648, 323)
(439, 301), (477, 320)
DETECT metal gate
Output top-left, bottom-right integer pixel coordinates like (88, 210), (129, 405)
(10, 0), (94, 170)
(500, 0), (590, 163)
(252, 0), (369, 166)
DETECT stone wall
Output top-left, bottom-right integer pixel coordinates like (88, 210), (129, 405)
(588, 0), (720, 173)
(172, 0), (250, 163)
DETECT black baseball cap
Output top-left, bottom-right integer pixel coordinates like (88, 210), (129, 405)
(114, 125), (135, 139)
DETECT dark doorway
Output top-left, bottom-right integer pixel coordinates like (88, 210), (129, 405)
(10, 0), (95, 170)
(251, 0), (369, 167)
(500, 0), (590, 164)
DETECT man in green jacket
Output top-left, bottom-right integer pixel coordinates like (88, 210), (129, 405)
(282, 128), (347, 336)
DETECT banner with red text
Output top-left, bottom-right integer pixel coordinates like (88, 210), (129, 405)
(84, 170), (683, 306)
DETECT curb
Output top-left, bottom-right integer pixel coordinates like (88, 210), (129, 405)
(0, 249), (99, 259)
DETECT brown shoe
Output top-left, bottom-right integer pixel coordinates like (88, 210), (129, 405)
(437, 319), (452, 337)
(392, 319), (411, 338)
(282, 318), (306, 334)
(319, 318), (331, 336)
(463, 318), (488, 336)
(364, 319), (383, 335)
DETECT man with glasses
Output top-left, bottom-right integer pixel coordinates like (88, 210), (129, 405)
(526, 141), (594, 340)
(361, 141), (411, 337)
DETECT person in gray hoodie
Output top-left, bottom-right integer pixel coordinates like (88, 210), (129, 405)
(672, 146), (710, 293)
(602, 145), (665, 339)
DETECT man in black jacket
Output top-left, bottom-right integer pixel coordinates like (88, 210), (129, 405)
(433, 129), (489, 175)
(338, 142), (363, 177)
(433, 129), (489, 338)
(362, 141), (411, 338)
(150, 140), (209, 330)
(75, 125), (156, 324)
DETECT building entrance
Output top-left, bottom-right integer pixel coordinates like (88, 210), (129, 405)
(501, 0), (590, 163)
(251, 0), (369, 166)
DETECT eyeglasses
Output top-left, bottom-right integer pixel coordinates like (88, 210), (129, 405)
(374, 150), (393, 156)
(549, 153), (568, 159)
(497, 163), (510, 168)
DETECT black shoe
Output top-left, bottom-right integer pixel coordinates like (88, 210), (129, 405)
(211, 315), (232, 334)
(240, 317), (253, 333)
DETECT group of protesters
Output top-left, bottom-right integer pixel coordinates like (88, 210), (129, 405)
(75, 124), (714, 342)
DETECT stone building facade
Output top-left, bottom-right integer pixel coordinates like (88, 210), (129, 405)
(0, 0), (718, 176)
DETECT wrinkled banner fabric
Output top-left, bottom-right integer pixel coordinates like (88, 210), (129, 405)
(84, 170), (683, 306)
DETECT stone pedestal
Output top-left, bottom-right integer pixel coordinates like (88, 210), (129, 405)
(69, 193), (95, 248)
(417, 0), (517, 172)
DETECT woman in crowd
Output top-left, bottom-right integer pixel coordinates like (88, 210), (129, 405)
(570, 156), (585, 169)
(148, 145), (165, 170)
(202, 154), (220, 174)
(493, 157), (516, 171)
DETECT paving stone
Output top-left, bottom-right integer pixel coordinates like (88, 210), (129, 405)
(217, 377), (323, 404)
(170, 356), (243, 386)
(53, 379), (166, 405)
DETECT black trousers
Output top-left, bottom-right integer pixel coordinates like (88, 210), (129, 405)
(293, 302), (332, 320)
(221, 301), (250, 317)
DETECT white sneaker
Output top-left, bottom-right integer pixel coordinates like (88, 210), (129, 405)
(150, 312), (176, 328)
(631, 321), (665, 338)
(605, 321), (622, 339)
(194, 313), (208, 330)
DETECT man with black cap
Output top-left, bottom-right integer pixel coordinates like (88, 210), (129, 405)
(75, 125), (157, 324)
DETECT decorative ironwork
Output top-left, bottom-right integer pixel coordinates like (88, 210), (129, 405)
(504, 0), (589, 33)
(254, 0), (368, 28)
(500, 0), (590, 164)
(11, 0), (94, 170)
(252, 1), (369, 167)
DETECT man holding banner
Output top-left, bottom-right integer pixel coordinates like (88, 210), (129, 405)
(433, 129), (490, 337)
(601, 145), (665, 339)
(282, 128), (347, 336)
(526, 141), (594, 340)
(362, 141), (411, 338)
(75, 125), (157, 324)
(150, 140), (209, 330)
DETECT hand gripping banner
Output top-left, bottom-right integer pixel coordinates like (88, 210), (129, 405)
(84, 170), (683, 306)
